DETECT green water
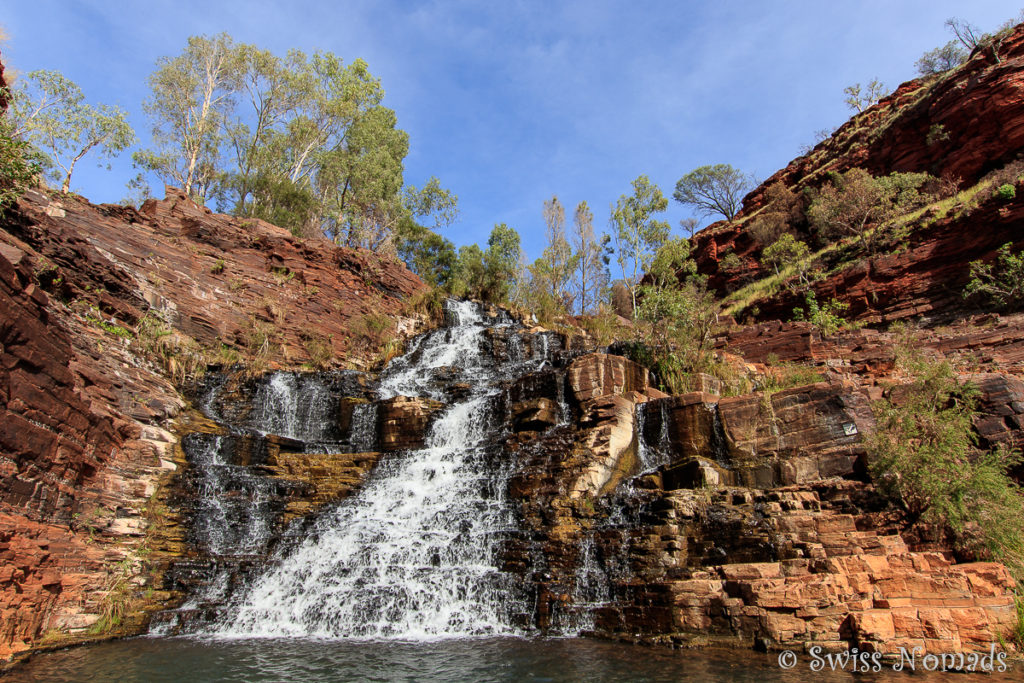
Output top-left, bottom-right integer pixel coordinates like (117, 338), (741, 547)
(6, 637), (1018, 682)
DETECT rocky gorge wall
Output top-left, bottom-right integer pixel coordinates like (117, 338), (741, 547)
(688, 23), (1024, 325)
(0, 188), (425, 662)
(502, 348), (1021, 655)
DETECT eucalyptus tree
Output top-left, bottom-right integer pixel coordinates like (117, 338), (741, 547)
(528, 195), (579, 315)
(571, 200), (610, 315)
(611, 174), (670, 313)
(843, 80), (887, 113)
(9, 70), (134, 193)
(137, 34), (433, 247)
(483, 223), (522, 304)
(673, 164), (752, 222)
(135, 33), (241, 200)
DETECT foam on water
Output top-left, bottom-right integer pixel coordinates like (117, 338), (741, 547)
(212, 299), (533, 640)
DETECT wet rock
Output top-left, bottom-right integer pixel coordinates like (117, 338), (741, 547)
(265, 450), (382, 523)
(642, 393), (722, 466)
(662, 457), (731, 490)
(567, 353), (652, 403)
(573, 394), (639, 498)
(512, 398), (559, 432)
(377, 396), (443, 452)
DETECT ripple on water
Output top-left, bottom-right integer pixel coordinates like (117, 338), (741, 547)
(8, 637), (1020, 683)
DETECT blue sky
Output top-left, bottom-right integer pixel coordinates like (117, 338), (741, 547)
(1, 1), (1017, 260)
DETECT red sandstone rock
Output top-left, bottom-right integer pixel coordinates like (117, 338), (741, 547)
(6, 188), (425, 369)
(687, 26), (1024, 324)
(0, 183), (426, 660)
(567, 353), (652, 403)
(377, 396), (442, 452)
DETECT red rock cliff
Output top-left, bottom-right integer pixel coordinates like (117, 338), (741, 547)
(0, 187), (425, 661)
(688, 23), (1024, 324)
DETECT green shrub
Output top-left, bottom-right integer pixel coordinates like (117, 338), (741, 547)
(300, 332), (333, 369)
(0, 115), (42, 216)
(868, 348), (1024, 578)
(964, 242), (1024, 310)
(807, 168), (935, 253)
(718, 251), (742, 272)
(758, 358), (823, 394)
(351, 312), (394, 348)
(792, 292), (849, 336)
(996, 183), (1016, 200)
(579, 305), (628, 346)
(925, 123), (950, 146)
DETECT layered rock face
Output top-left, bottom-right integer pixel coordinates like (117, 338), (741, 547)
(0, 188), (425, 661)
(5, 189), (425, 368)
(0, 240), (183, 659)
(688, 24), (1024, 324)
(502, 347), (1020, 654)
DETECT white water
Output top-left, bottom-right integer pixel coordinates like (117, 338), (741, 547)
(187, 434), (274, 557)
(348, 402), (378, 452)
(635, 400), (673, 473)
(213, 300), (531, 640)
(249, 373), (336, 442)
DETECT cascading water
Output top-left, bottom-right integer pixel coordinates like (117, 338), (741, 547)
(635, 400), (673, 473)
(184, 434), (275, 557)
(347, 403), (378, 452)
(209, 300), (536, 640)
(248, 372), (338, 443)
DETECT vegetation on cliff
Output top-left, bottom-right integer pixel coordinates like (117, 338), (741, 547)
(4, 8), (1024, 663)
(869, 341), (1024, 577)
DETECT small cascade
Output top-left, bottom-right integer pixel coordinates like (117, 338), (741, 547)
(530, 331), (563, 366)
(560, 535), (612, 632)
(348, 403), (378, 452)
(554, 373), (570, 425)
(534, 333), (550, 363)
(507, 332), (525, 365)
(194, 299), (545, 640)
(183, 433), (280, 558)
(249, 373), (337, 443)
(195, 374), (229, 422)
(635, 400), (673, 473)
(152, 430), (312, 634)
(708, 403), (730, 465)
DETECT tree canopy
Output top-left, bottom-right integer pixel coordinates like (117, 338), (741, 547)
(843, 79), (887, 113)
(673, 164), (752, 222)
(8, 70), (134, 194)
(135, 33), (445, 247)
(612, 174), (670, 312)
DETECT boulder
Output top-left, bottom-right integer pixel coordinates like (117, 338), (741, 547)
(512, 398), (559, 432)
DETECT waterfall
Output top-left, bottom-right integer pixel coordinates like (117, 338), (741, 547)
(183, 433), (277, 557)
(348, 403), (378, 452)
(507, 332), (525, 364)
(249, 373), (338, 443)
(535, 333), (550, 362)
(635, 400), (673, 473)
(209, 299), (534, 640)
